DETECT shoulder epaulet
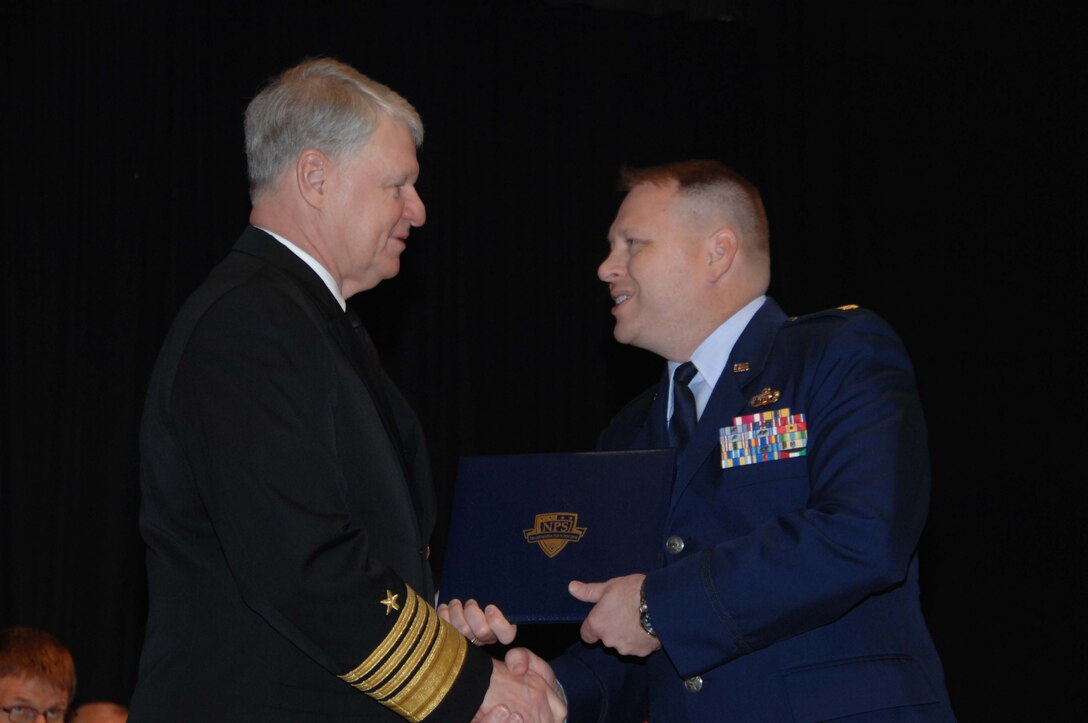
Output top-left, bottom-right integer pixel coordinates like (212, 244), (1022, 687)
(787, 304), (863, 323)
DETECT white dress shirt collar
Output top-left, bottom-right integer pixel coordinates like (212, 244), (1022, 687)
(255, 226), (347, 311)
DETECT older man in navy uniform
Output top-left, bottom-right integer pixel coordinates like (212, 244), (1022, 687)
(130, 58), (564, 723)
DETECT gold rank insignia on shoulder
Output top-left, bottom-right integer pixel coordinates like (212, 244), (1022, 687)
(380, 590), (401, 616)
(837, 304), (860, 310)
(732, 362), (750, 373)
(750, 387), (781, 407)
(523, 512), (587, 558)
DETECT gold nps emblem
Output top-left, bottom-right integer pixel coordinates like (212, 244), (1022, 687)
(523, 512), (587, 558)
(750, 387), (781, 407)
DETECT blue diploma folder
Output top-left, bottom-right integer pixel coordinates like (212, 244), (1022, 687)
(437, 449), (675, 623)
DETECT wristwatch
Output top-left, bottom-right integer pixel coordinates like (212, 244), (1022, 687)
(639, 580), (657, 637)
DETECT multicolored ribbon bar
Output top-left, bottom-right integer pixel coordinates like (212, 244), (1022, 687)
(720, 408), (808, 468)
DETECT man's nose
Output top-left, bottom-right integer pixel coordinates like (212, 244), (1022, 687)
(405, 186), (426, 227)
(598, 248), (624, 282)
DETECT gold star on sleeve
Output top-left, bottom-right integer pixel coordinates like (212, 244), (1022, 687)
(339, 584), (467, 722)
(380, 590), (400, 615)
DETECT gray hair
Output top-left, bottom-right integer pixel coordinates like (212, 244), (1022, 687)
(244, 57), (424, 198)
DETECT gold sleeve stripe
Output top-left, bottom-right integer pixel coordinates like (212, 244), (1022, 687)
(383, 616), (466, 721)
(360, 598), (437, 698)
(340, 585), (421, 685)
(339, 585), (469, 721)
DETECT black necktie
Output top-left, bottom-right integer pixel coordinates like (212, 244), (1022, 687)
(669, 361), (698, 451)
(344, 308), (409, 472)
(347, 309), (383, 370)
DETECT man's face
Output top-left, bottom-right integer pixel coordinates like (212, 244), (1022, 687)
(325, 115), (425, 297)
(0, 674), (69, 721)
(598, 182), (708, 360)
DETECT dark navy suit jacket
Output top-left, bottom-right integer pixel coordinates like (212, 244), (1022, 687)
(553, 298), (956, 722)
(131, 227), (490, 721)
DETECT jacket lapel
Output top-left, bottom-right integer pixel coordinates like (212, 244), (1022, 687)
(333, 311), (413, 482)
(232, 227), (413, 487)
(669, 298), (789, 506)
(640, 369), (672, 450)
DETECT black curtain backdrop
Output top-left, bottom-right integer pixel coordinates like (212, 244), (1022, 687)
(2, 1), (1083, 719)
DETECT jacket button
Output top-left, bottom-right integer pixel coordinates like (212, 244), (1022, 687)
(666, 535), (685, 555)
(684, 676), (703, 693)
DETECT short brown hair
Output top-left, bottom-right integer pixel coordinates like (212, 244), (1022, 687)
(619, 159), (769, 255)
(0, 627), (77, 704)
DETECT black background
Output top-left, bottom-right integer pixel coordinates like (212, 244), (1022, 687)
(2, 1), (1084, 719)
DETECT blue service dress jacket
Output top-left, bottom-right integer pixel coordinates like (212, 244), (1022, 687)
(130, 227), (491, 721)
(552, 297), (956, 722)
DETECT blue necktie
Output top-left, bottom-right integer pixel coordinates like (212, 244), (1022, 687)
(669, 361), (698, 451)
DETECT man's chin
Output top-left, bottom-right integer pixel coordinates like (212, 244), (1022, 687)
(611, 324), (634, 346)
(378, 257), (402, 280)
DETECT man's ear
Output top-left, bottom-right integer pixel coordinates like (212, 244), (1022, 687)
(297, 149), (330, 208)
(707, 227), (738, 282)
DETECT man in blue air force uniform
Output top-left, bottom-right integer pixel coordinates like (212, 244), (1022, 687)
(448, 159), (956, 721)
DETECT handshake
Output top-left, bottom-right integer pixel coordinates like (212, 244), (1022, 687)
(439, 597), (564, 723)
(439, 573), (663, 723)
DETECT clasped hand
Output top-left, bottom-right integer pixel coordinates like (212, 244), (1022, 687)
(438, 599), (565, 723)
(440, 572), (663, 721)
